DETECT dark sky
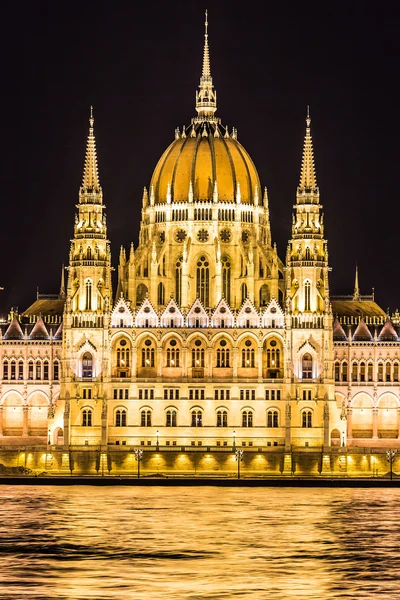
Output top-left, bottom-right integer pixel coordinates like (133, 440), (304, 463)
(1, 1), (399, 314)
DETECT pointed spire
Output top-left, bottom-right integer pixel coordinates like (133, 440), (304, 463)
(81, 106), (101, 197)
(59, 264), (66, 299)
(299, 106), (317, 191)
(195, 10), (217, 119)
(353, 263), (360, 301)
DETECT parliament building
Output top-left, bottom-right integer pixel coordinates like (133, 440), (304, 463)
(0, 17), (398, 476)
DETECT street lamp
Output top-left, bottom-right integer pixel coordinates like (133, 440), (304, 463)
(134, 448), (143, 479)
(386, 449), (396, 481)
(232, 430), (236, 450)
(235, 448), (244, 479)
(156, 430), (160, 451)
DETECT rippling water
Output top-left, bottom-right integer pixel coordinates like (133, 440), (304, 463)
(0, 486), (399, 599)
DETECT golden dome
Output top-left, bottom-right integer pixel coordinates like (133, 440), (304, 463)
(150, 121), (261, 205)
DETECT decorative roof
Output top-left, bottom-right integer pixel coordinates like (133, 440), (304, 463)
(333, 318), (347, 341)
(298, 107), (317, 192)
(3, 317), (24, 340)
(54, 321), (63, 339)
(378, 319), (398, 341)
(29, 316), (49, 340)
(22, 298), (65, 319)
(331, 300), (386, 319)
(352, 319), (372, 341)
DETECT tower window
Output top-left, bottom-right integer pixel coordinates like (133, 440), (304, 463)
(304, 281), (311, 311)
(196, 256), (210, 307)
(82, 352), (93, 378)
(302, 410), (312, 428)
(302, 353), (312, 379)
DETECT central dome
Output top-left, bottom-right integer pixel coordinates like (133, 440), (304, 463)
(150, 121), (260, 205)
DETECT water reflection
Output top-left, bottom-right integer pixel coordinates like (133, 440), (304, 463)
(0, 487), (399, 599)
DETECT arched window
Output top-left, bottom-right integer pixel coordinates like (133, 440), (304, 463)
(216, 340), (230, 368)
(266, 339), (281, 377)
(53, 361), (59, 380)
(196, 256), (210, 307)
(158, 282), (165, 306)
(141, 340), (155, 367)
(378, 362), (384, 382)
(115, 409), (127, 427)
(116, 338), (130, 377)
(259, 284), (270, 307)
(87, 246), (92, 260)
(242, 410), (253, 427)
(367, 363), (373, 382)
(302, 353), (312, 379)
(192, 341), (205, 367)
(241, 283), (248, 304)
(166, 340), (180, 367)
(342, 361), (348, 382)
(267, 410), (279, 428)
(191, 410), (202, 427)
(334, 362), (340, 381)
(141, 410), (152, 427)
(221, 256), (231, 304)
(82, 409), (92, 426)
(136, 283), (148, 306)
(386, 361), (391, 382)
(304, 281), (311, 311)
(82, 352), (93, 378)
(3, 360), (8, 380)
(18, 360), (24, 381)
(35, 360), (42, 380)
(305, 247), (311, 260)
(217, 410), (228, 427)
(28, 360), (34, 380)
(43, 361), (49, 381)
(352, 361), (358, 382)
(85, 280), (92, 310)
(175, 256), (183, 305)
(302, 410), (312, 428)
(10, 360), (16, 380)
(166, 410), (177, 427)
(360, 362), (366, 382)
(394, 363), (399, 382)
(241, 341), (255, 367)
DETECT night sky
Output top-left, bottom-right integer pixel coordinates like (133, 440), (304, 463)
(1, 1), (399, 315)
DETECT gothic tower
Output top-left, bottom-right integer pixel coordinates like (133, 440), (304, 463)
(61, 109), (113, 448)
(285, 109), (336, 452)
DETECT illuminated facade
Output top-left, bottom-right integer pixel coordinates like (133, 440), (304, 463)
(0, 16), (399, 475)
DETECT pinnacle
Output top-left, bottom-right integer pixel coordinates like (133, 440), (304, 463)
(82, 107), (101, 193)
(299, 108), (317, 191)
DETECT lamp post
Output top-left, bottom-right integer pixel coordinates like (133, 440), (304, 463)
(156, 430), (160, 452)
(134, 448), (143, 479)
(235, 448), (244, 479)
(386, 449), (396, 481)
(232, 430), (236, 451)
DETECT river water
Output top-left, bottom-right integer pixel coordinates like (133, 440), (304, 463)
(0, 486), (399, 599)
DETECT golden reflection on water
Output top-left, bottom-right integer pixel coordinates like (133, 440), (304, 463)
(0, 486), (399, 599)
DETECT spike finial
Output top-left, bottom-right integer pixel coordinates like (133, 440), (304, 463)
(59, 264), (65, 298)
(195, 9), (217, 119)
(353, 263), (360, 301)
(298, 106), (317, 192)
(81, 106), (101, 198)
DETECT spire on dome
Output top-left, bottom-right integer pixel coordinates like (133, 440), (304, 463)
(353, 263), (360, 301)
(195, 10), (217, 120)
(299, 106), (317, 192)
(59, 264), (66, 299)
(80, 106), (102, 200)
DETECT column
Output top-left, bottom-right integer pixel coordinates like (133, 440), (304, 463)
(285, 402), (291, 451)
(63, 400), (70, 447)
(323, 402), (330, 449)
(347, 408), (352, 439)
(257, 347), (263, 382)
(372, 407), (378, 439)
(22, 405), (29, 438)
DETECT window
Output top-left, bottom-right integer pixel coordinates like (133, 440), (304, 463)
(265, 390), (281, 400)
(334, 362), (340, 382)
(241, 341), (255, 367)
(304, 281), (311, 311)
(241, 283), (248, 304)
(342, 362), (348, 382)
(302, 410), (312, 428)
(28, 361), (33, 380)
(192, 342), (205, 367)
(35, 361), (41, 380)
(164, 389), (179, 400)
(175, 256), (183, 305)
(302, 389), (312, 401)
(83, 388), (92, 400)
(141, 410), (152, 427)
(378, 363), (383, 382)
(191, 410), (203, 427)
(116, 339), (130, 376)
(196, 256), (210, 307)
(217, 410), (228, 427)
(394, 363), (399, 382)
(368, 363), (373, 382)
(267, 410), (279, 428)
(11, 362), (16, 380)
(85, 280), (92, 311)
(141, 341), (155, 367)
(189, 389), (205, 400)
(216, 341), (230, 367)
(352, 362), (358, 382)
(360, 362), (365, 382)
(158, 282), (165, 306)
(115, 409), (127, 427)
(242, 410), (253, 427)
(259, 284), (270, 307)
(139, 389), (154, 400)
(386, 362), (391, 382)
(302, 353), (312, 379)
(166, 341), (180, 367)
(18, 361), (23, 380)
(3, 360), (8, 380)
(82, 352), (93, 378)
(53, 361), (59, 380)
(136, 283), (148, 306)
(215, 389), (230, 400)
(82, 409), (92, 427)
(43, 362), (49, 381)
(266, 339), (281, 377)
(166, 410), (177, 427)
(221, 256), (231, 304)
(240, 389), (256, 401)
